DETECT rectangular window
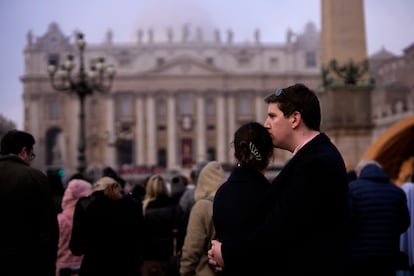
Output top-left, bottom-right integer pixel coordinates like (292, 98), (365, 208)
(120, 98), (132, 118)
(270, 57), (279, 68)
(49, 99), (60, 120)
(157, 99), (166, 116)
(238, 57), (249, 66)
(48, 54), (60, 67)
(206, 57), (214, 65)
(305, 52), (316, 68)
(239, 97), (250, 115)
(179, 95), (192, 115)
(206, 98), (215, 116)
(157, 57), (165, 66)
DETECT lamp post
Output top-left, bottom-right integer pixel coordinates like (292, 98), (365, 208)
(47, 32), (115, 175)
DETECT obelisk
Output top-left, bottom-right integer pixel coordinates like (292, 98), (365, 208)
(321, 0), (367, 69)
(319, 0), (374, 169)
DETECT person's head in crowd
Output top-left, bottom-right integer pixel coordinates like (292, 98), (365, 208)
(172, 174), (189, 187)
(189, 170), (197, 184)
(0, 129), (36, 165)
(233, 121), (274, 172)
(130, 183), (146, 201)
(354, 159), (382, 177)
(102, 166), (126, 189)
(264, 83), (321, 152)
(144, 174), (169, 200)
(93, 176), (123, 200)
(170, 174), (188, 201)
(143, 174), (170, 212)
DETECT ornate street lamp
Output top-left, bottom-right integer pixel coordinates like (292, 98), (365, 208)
(47, 32), (116, 175)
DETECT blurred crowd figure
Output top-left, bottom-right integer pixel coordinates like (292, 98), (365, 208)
(349, 159), (410, 276)
(170, 174), (188, 203)
(70, 176), (143, 276)
(176, 161), (209, 255)
(180, 161), (225, 276)
(56, 178), (92, 276)
(49, 161), (210, 276)
(141, 174), (177, 276)
(0, 130), (59, 276)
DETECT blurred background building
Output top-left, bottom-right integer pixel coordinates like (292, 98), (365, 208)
(15, 0), (414, 183)
(22, 21), (321, 178)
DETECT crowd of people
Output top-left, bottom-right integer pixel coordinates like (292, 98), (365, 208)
(0, 83), (413, 276)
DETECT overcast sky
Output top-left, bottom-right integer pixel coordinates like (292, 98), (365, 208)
(1, 0), (413, 129)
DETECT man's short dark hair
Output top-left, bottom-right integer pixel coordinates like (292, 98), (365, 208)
(264, 83), (321, 131)
(0, 129), (35, 155)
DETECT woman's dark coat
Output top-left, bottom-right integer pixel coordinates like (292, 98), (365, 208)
(70, 191), (143, 276)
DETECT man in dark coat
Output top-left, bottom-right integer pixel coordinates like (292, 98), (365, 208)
(0, 130), (59, 276)
(349, 160), (410, 275)
(209, 83), (351, 275)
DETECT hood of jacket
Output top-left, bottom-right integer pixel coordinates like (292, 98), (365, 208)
(358, 163), (389, 183)
(194, 161), (225, 201)
(61, 179), (92, 217)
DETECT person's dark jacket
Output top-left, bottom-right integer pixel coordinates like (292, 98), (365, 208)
(70, 190), (143, 276)
(222, 133), (351, 275)
(143, 194), (177, 260)
(213, 167), (270, 275)
(0, 155), (59, 276)
(349, 164), (410, 260)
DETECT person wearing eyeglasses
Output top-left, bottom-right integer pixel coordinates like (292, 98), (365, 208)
(0, 129), (59, 276)
(208, 83), (350, 275)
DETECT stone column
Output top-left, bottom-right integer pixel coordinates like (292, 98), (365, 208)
(216, 94), (226, 163)
(227, 94), (236, 163)
(196, 93), (206, 162)
(146, 96), (156, 166)
(255, 93), (265, 123)
(135, 95), (145, 165)
(167, 94), (177, 169)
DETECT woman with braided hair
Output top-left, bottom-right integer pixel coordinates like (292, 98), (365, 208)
(212, 121), (274, 275)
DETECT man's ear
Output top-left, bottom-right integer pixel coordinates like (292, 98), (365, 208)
(18, 146), (28, 159)
(291, 111), (301, 128)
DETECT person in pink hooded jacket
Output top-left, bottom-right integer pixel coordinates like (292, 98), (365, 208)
(56, 178), (92, 275)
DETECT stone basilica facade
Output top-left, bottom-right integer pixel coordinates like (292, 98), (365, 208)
(22, 22), (321, 176)
(21, 18), (414, 183)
